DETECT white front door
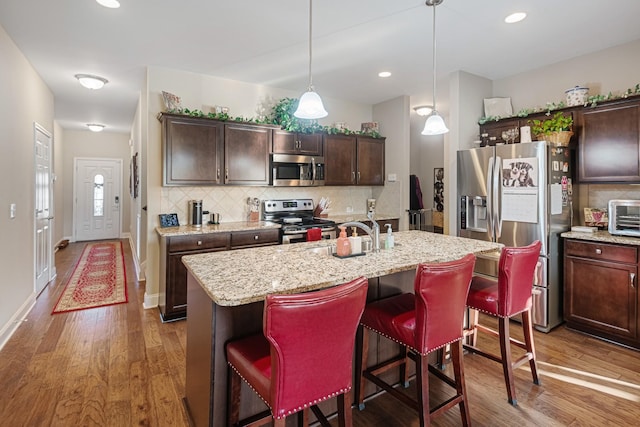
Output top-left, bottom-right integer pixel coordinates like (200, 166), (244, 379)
(74, 158), (122, 241)
(35, 123), (53, 295)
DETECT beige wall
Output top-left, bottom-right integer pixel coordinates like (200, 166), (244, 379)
(0, 24), (54, 345)
(61, 130), (132, 239)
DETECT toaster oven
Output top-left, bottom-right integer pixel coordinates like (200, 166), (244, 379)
(608, 199), (640, 237)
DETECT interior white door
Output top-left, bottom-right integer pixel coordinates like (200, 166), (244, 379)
(74, 158), (122, 241)
(35, 123), (53, 295)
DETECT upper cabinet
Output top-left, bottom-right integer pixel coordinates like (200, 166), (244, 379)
(324, 134), (385, 186)
(578, 99), (640, 183)
(160, 114), (272, 186)
(161, 114), (223, 186)
(272, 130), (323, 156)
(224, 123), (271, 185)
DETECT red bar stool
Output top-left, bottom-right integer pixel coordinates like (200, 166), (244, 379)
(463, 240), (542, 406)
(226, 276), (368, 427)
(356, 254), (476, 426)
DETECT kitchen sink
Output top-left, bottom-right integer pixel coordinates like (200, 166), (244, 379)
(305, 245), (336, 255)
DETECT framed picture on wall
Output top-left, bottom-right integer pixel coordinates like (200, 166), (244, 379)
(434, 167), (444, 212)
(129, 152), (139, 199)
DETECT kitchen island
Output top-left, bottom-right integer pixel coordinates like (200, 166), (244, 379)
(181, 230), (502, 427)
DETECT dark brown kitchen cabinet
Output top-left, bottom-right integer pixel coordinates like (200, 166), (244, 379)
(564, 239), (639, 349)
(578, 100), (640, 182)
(224, 123), (272, 185)
(272, 130), (323, 156)
(159, 229), (280, 321)
(161, 114), (223, 186)
(324, 134), (385, 186)
(160, 233), (231, 321)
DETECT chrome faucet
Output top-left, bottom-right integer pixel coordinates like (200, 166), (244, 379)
(341, 212), (380, 252)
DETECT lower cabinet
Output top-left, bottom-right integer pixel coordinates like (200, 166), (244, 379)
(564, 239), (639, 348)
(159, 229), (279, 321)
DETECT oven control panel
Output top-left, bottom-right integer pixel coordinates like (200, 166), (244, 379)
(263, 199), (315, 213)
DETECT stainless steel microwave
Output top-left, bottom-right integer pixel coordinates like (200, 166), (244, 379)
(271, 154), (324, 186)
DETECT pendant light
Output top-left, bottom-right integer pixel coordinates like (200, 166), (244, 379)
(294, 0), (328, 119)
(422, 0), (449, 136)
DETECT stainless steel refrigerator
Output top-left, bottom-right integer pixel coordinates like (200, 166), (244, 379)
(457, 141), (574, 332)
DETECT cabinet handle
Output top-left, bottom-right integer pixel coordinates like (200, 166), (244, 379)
(352, 171), (356, 182)
(254, 235), (259, 240)
(631, 273), (636, 288)
(225, 168), (229, 181)
(357, 171), (361, 181)
(595, 248), (602, 255)
(197, 240), (202, 246)
(217, 168), (220, 180)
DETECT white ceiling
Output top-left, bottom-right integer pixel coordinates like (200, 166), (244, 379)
(1, 0), (640, 133)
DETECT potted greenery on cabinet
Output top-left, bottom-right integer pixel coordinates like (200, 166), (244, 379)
(530, 112), (573, 146)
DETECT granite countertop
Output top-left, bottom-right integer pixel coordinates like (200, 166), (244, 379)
(561, 230), (640, 246)
(181, 230), (502, 307)
(155, 221), (280, 237)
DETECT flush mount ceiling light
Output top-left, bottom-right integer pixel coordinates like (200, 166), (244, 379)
(87, 124), (106, 132)
(414, 105), (433, 116)
(294, 0), (328, 120)
(504, 12), (527, 24)
(75, 74), (108, 90)
(96, 0), (121, 8)
(422, 0), (449, 136)
(378, 71), (392, 78)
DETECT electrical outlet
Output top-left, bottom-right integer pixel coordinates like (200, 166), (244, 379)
(10, 203), (16, 219)
(388, 173), (397, 182)
(346, 206), (353, 213)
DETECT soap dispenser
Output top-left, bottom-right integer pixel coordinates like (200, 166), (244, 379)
(336, 226), (352, 257)
(349, 226), (362, 255)
(384, 224), (395, 249)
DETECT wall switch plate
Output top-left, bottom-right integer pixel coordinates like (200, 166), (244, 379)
(346, 206), (353, 213)
(388, 173), (397, 182)
(10, 203), (16, 219)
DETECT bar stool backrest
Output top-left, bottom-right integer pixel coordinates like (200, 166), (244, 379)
(414, 254), (476, 355)
(497, 240), (542, 317)
(264, 276), (368, 419)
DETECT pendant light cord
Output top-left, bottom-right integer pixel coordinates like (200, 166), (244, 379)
(431, 1), (437, 111)
(307, 0), (314, 90)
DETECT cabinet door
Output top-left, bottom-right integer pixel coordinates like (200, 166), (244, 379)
(479, 117), (522, 144)
(273, 131), (323, 156)
(224, 123), (271, 185)
(564, 255), (638, 341)
(357, 136), (385, 185)
(162, 115), (223, 186)
(324, 134), (357, 185)
(579, 101), (640, 182)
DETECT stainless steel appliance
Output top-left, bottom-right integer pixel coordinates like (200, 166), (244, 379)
(457, 141), (575, 332)
(262, 198), (336, 243)
(608, 199), (640, 237)
(189, 200), (203, 227)
(271, 154), (325, 186)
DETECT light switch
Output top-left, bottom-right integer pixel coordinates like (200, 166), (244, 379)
(10, 203), (16, 219)
(388, 173), (397, 182)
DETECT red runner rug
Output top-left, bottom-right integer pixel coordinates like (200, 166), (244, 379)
(52, 241), (128, 314)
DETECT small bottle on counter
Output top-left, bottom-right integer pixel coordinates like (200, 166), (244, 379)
(384, 224), (395, 249)
(336, 226), (352, 257)
(349, 227), (362, 255)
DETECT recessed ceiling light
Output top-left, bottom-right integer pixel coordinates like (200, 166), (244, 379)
(504, 12), (527, 24)
(378, 71), (392, 78)
(75, 74), (108, 90)
(87, 124), (106, 132)
(96, 0), (120, 8)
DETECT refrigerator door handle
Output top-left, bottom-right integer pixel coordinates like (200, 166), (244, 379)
(486, 156), (494, 237)
(494, 155), (502, 239)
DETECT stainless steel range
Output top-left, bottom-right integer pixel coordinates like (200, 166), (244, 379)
(262, 198), (336, 244)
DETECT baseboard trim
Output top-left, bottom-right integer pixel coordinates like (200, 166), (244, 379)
(127, 236), (145, 282)
(0, 293), (37, 351)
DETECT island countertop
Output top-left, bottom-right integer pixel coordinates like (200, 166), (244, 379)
(182, 230), (502, 307)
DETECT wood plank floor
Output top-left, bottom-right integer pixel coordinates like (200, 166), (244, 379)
(1, 240), (639, 426)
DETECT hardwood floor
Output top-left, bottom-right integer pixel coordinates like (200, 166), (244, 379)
(0, 240), (639, 426)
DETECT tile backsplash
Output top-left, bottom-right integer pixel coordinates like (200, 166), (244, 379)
(160, 185), (401, 226)
(578, 184), (640, 224)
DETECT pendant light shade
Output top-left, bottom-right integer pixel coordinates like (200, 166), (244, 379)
(422, 112), (449, 135)
(422, 0), (449, 136)
(294, 0), (328, 119)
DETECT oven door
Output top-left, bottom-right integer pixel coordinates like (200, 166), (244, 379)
(282, 227), (335, 244)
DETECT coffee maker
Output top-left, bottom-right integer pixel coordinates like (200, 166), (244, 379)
(189, 200), (203, 227)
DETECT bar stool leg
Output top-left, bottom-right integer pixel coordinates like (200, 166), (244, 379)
(357, 325), (369, 410)
(522, 309), (540, 385)
(415, 354), (431, 427)
(450, 341), (471, 426)
(337, 393), (352, 427)
(227, 367), (241, 426)
(498, 317), (517, 406)
(399, 345), (410, 387)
